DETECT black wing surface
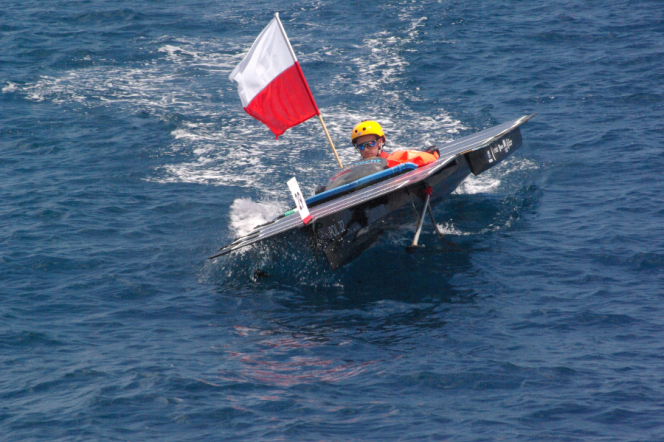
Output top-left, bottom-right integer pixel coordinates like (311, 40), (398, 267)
(210, 114), (534, 259)
(437, 113), (535, 157)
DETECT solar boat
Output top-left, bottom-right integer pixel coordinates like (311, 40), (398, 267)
(212, 114), (535, 270)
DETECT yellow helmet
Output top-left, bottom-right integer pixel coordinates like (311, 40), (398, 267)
(350, 120), (386, 144)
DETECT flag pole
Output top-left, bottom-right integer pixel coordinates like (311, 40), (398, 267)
(317, 114), (343, 169)
(274, 13), (344, 169)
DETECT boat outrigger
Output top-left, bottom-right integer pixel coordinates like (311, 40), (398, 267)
(211, 114), (534, 270)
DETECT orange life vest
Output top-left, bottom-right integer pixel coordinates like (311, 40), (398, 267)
(386, 150), (439, 168)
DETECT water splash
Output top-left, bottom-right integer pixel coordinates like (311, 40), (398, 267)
(229, 198), (286, 237)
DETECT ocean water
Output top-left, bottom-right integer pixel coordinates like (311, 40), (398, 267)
(2, 0), (664, 440)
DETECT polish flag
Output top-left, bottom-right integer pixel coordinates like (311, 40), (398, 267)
(229, 14), (320, 139)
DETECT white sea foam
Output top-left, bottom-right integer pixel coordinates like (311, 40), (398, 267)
(499, 156), (539, 174)
(158, 45), (201, 59)
(229, 198), (286, 237)
(455, 174), (502, 195)
(454, 157), (539, 195)
(2, 82), (17, 93)
(337, 8), (465, 149)
(13, 36), (237, 109)
(435, 222), (467, 236)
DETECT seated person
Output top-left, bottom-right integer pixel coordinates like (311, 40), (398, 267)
(351, 119), (440, 161)
(315, 120), (440, 195)
(351, 120), (389, 159)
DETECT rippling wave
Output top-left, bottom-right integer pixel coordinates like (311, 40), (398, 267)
(2, 0), (664, 440)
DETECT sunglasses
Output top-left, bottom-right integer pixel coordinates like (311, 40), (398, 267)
(354, 140), (379, 151)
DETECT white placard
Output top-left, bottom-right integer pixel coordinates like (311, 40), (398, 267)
(287, 177), (312, 224)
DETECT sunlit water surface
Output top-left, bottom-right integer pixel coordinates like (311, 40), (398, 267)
(2, 0), (663, 440)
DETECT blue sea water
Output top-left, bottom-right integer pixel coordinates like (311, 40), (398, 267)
(2, 0), (664, 440)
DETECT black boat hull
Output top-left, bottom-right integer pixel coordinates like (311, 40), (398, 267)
(312, 154), (472, 269)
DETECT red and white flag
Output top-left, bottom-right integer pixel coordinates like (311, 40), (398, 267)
(229, 14), (320, 139)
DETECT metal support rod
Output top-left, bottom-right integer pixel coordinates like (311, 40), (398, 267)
(410, 191), (431, 248)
